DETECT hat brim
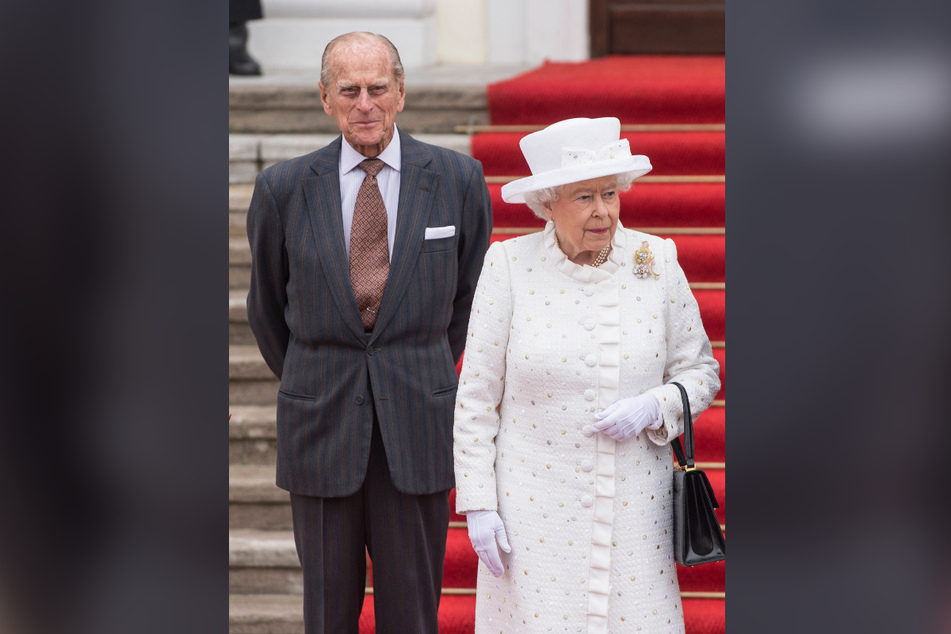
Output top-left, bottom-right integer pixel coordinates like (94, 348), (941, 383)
(500, 155), (653, 204)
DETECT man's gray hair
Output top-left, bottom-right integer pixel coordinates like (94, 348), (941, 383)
(320, 32), (405, 86)
(522, 172), (638, 220)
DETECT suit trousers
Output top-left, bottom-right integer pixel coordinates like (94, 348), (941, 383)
(289, 410), (450, 634)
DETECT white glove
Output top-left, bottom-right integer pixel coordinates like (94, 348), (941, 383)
(466, 510), (511, 577)
(592, 393), (662, 442)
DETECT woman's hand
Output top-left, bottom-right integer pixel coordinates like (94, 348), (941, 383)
(466, 510), (511, 577)
(593, 393), (662, 441)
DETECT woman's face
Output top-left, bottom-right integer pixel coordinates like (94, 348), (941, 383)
(544, 176), (621, 264)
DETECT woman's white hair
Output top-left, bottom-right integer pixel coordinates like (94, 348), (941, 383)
(522, 171), (638, 220)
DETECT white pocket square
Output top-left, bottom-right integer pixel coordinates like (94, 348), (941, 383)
(424, 225), (456, 240)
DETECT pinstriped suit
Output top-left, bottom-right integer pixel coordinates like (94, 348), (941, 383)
(246, 128), (492, 631)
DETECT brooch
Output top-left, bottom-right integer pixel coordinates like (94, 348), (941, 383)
(633, 241), (659, 279)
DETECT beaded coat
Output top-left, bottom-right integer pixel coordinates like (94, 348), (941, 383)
(453, 222), (720, 634)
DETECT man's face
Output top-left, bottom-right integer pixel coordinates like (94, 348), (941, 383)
(319, 42), (405, 158)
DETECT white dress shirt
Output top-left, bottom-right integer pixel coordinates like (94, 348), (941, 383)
(339, 127), (402, 259)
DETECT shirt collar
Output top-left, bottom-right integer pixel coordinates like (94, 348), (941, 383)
(340, 126), (402, 174)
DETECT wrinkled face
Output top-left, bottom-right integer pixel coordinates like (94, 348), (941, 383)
(544, 176), (621, 264)
(319, 42), (405, 158)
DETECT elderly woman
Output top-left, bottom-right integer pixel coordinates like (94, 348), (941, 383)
(453, 117), (720, 633)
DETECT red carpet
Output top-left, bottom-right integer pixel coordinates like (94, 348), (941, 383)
(357, 595), (725, 634)
(436, 528), (725, 592)
(473, 131), (724, 176)
(488, 182), (725, 228)
(694, 406), (726, 462)
(487, 56), (725, 125)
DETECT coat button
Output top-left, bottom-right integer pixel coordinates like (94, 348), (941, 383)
(583, 389), (596, 402)
(583, 318), (596, 331)
(580, 495), (594, 508)
(355, 395), (365, 405)
(583, 285), (595, 297)
(367, 346), (375, 356)
(585, 354), (597, 367)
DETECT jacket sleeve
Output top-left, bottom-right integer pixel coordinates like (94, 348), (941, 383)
(447, 160), (493, 364)
(645, 238), (721, 445)
(453, 241), (511, 514)
(246, 170), (290, 379)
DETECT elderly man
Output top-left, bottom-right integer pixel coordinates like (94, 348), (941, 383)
(246, 32), (492, 633)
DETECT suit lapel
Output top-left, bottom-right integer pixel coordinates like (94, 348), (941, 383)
(302, 138), (368, 345)
(370, 130), (438, 341)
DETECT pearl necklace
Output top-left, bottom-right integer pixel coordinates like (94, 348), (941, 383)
(590, 244), (612, 267)
(556, 234), (612, 268)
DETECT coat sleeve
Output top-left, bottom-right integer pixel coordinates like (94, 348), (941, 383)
(453, 241), (511, 514)
(246, 170), (290, 380)
(645, 237), (721, 445)
(447, 160), (493, 363)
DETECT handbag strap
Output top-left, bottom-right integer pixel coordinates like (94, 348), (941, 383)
(669, 381), (694, 469)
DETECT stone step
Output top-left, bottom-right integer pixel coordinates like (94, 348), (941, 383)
(231, 404), (278, 465)
(229, 65), (529, 135)
(229, 290), (255, 346)
(230, 133), (472, 184)
(230, 464), (291, 531)
(230, 237), (253, 289)
(230, 183), (255, 237)
(230, 527), (725, 596)
(230, 344), (279, 406)
(229, 593), (725, 634)
(230, 529), (302, 595)
(231, 402), (726, 467)
(229, 594), (302, 634)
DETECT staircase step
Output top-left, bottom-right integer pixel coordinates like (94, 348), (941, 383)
(231, 405), (278, 465)
(230, 235), (724, 290)
(230, 345), (279, 405)
(694, 405), (725, 463)
(230, 526), (724, 595)
(228, 340), (724, 443)
(489, 182), (725, 228)
(472, 130), (724, 177)
(449, 465), (725, 525)
(231, 183), (255, 237)
(712, 346), (726, 400)
(229, 291), (256, 346)
(231, 465), (291, 530)
(228, 289), (724, 347)
(228, 182), (725, 242)
(487, 56), (725, 125)
(229, 593), (725, 634)
(231, 529), (303, 595)
(230, 135), (260, 184)
(435, 527), (724, 593)
(229, 134), (473, 184)
(230, 84), (491, 135)
(232, 463), (724, 531)
(228, 403), (724, 468)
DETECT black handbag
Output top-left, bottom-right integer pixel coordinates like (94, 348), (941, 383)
(670, 381), (726, 566)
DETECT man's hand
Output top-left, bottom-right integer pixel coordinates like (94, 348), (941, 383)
(592, 394), (662, 442)
(466, 510), (511, 577)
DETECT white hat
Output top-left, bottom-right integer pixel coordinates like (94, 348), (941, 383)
(500, 117), (652, 204)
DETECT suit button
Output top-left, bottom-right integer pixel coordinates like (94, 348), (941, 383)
(367, 346), (375, 356)
(355, 395), (365, 405)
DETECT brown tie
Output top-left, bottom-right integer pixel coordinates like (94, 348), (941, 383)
(349, 158), (389, 331)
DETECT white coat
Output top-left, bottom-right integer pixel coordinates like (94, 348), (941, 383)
(454, 221), (720, 634)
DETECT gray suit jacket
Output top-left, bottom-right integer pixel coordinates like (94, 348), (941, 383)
(246, 129), (492, 497)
